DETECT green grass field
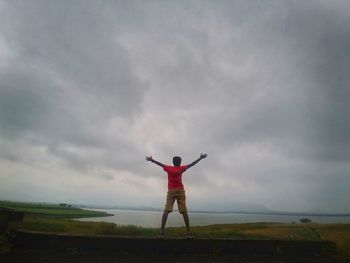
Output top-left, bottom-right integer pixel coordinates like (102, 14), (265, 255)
(0, 201), (112, 218)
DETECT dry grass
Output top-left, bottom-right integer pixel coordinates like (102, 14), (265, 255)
(231, 223), (350, 257)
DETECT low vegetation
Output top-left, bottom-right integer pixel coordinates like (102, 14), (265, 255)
(300, 218), (312, 223)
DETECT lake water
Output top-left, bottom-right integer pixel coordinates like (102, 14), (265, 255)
(78, 209), (350, 228)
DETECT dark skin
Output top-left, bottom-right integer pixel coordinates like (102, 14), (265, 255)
(146, 153), (208, 237)
(146, 153), (208, 168)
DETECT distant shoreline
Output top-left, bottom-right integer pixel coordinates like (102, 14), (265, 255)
(2, 200), (349, 218)
(81, 207), (350, 218)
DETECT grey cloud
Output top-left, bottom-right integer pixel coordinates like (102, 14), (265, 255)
(0, 1), (148, 173)
(182, 0), (350, 164)
(2, 1), (147, 117)
(0, 0), (349, 212)
(133, 1), (350, 211)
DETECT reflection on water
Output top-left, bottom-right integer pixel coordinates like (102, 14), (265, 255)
(78, 209), (350, 228)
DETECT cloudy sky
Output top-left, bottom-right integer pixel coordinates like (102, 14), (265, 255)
(0, 0), (349, 213)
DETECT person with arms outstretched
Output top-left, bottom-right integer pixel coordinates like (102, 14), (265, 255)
(146, 153), (208, 239)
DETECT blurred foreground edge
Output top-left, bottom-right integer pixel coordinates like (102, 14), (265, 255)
(13, 230), (336, 256)
(0, 209), (24, 233)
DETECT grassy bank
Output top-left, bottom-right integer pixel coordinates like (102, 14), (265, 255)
(1, 201), (349, 257)
(0, 201), (112, 218)
(20, 216), (350, 257)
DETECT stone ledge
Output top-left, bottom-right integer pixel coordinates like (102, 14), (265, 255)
(13, 230), (336, 256)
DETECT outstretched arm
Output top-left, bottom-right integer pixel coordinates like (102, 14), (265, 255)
(145, 155), (164, 168)
(187, 153), (208, 169)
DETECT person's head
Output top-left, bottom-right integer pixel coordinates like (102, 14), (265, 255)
(173, 156), (182, 166)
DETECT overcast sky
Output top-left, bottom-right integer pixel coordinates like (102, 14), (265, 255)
(0, 0), (349, 213)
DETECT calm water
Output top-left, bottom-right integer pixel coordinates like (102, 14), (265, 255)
(78, 209), (350, 228)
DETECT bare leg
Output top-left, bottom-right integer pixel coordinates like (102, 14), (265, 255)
(182, 211), (191, 234)
(160, 211), (169, 235)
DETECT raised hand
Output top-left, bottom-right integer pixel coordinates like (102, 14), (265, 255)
(200, 153), (208, 159)
(146, 156), (164, 167)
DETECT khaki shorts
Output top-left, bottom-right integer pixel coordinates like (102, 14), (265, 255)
(164, 189), (187, 214)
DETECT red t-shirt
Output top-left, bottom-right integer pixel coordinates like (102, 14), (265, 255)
(163, 165), (189, 190)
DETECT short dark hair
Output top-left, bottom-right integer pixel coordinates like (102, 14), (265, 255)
(173, 156), (182, 166)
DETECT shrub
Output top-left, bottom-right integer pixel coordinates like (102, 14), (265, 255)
(300, 218), (312, 223)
